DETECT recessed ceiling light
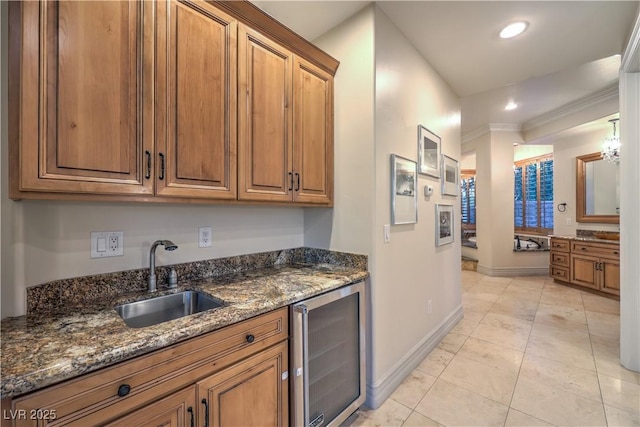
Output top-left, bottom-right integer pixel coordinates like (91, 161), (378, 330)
(505, 101), (518, 111)
(500, 22), (528, 39)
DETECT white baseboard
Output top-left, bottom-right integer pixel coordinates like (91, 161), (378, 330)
(477, 264), (549, 277)
(365, 304), (464, 409)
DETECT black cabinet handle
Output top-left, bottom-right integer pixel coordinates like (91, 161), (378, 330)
(145, 151), (151, 179)
(188, 407), (195, 427)
(159, 153), (165, 180)
(202, 399), (209, 427)
(581, 247), (587, 251)
(288, 172), (293, 191)
(117, 384), (131, 397)
(246, 334), (255, 343)
(295, 172), (300, 191)
(614, 251), (619, 255)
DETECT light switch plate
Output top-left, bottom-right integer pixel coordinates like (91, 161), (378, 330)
(199, 227), (212, 248)
(383, 224), (391, 243)
(91, 231), (124, 258)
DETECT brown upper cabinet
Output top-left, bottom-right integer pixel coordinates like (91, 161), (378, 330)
(9, 0), (338, 205)
(237, 26), (333, 204)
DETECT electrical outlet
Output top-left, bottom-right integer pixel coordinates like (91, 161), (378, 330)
(199, 227), (212, 248)
(383, 224), (391, 243)
(427, 299), (432, 314)
(91, 231), (124, 258)
(566, 218), (572, 225)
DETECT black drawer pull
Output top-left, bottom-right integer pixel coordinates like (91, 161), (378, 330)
(246, 334), (255, 343)
(145, 150), (151, 179)
(581, 247), (587, 251)
(159, 153), (165, 180)
(614, 251), (619, 255)
(202, 399), (210, 427)
(188, 407), (195, 427)
(117, 384), (131, 397)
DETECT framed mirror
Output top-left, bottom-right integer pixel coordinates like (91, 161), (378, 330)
(576, 152), (619, 224)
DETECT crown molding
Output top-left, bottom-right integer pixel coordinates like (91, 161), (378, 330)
(462, 123), (522, 143)
(522, 83), (619, 132)
(621, 12), (640, 72)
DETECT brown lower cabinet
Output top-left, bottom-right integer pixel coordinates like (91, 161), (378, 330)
(106, 342), (288, 427)
(549, 237), (620, 296)
(4, 308), (288, 427)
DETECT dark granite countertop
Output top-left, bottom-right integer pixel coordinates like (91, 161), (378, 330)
(1, 261), (368, 399)
(548, 235), (620, 244)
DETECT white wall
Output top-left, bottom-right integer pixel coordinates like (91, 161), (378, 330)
(463, 129), (548, 276)
(305, 6), (375, 256)
(371, 6), (462, 406)
(309, 5), (463, 408)
(619, 16), (640, 371)
(552, 126), (620, 236)
(0, 200), (304, 318)
(514, 144), (553, 162)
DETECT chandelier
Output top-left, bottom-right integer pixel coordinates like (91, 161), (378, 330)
(601, 118), (620, 164)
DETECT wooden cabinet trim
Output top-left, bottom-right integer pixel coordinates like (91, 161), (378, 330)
(550, 239), (570, 253)
(571, 241), (619, 259)
(211, 0), (339, 76)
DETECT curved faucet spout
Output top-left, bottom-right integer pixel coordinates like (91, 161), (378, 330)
(148, 240), (179, 292)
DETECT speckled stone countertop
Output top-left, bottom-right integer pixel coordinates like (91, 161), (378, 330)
(1, 251), (368, 399)
(549, 235), (620, 244)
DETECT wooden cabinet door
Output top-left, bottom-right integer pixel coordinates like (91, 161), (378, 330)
(198, 342), (288, 427)
(12, 1), (154, 196)
(601, 258), (620, 295)
(106, 387), (197, 427)
(292, 56), (334, 204)
(571, 254), (599, 290)
(238, 25), (293, 202)
(155, 0), (237, 199)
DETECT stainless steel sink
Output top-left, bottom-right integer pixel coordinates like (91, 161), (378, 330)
(115, 290), (223, 328)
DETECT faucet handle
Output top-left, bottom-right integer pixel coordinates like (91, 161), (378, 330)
(168, 268), (178, 288)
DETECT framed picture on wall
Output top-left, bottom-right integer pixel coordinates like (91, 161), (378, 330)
(418, 125), (441, 178)
(391, 154), (418, 225)
(435, 204), (454, 246)
(441, 155), (459, 196)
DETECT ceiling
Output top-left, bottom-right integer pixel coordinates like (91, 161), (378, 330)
(253, 1), (638, 138)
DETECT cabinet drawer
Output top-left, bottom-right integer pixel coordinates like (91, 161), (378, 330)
(571, 242), (619, 258)
(550, 252), (570, 267)
(550, 266), (569, 282)
(10, 308), (288, 426)
(550, 239), (570, 253)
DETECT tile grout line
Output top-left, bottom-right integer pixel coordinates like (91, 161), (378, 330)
(503, 277), (545, 427)
(583, 290), (612, 427)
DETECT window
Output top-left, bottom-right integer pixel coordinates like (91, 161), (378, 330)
(461, 170), (476, 227)
(461, 170), (476, 247)
(514, 155), (553, 234)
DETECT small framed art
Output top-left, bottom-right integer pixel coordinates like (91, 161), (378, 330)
(441, 154), (459, 196)
(435, 204), (454, 246)
(391, 154), (418, 225)
(418, 125), (441, 178)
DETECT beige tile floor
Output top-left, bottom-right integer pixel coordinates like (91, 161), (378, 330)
(343, 271), (640, 427)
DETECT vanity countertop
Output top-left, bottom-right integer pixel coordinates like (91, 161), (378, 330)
(0, 262), (368, 399)
(548, 235), (620, 244)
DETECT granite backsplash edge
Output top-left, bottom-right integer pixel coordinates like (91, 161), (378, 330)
(26, 247), (368, 315)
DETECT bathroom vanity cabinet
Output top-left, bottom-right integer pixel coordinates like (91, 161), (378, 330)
(550, 237), (620, 296)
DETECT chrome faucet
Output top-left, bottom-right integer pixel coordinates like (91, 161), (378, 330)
(148, 240), (179, 292)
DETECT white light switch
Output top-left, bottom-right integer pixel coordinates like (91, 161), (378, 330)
(91, 231), (124, 258)
(383, 224), (391, 243)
